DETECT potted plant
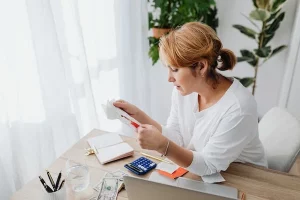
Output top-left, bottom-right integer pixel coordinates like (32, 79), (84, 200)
(148, 0), (219, 65)
(233, 0), (287, 95)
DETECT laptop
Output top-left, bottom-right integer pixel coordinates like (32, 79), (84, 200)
(124, 175), (238, 200)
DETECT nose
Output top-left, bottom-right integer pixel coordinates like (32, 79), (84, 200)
(168, 70), (175, 82)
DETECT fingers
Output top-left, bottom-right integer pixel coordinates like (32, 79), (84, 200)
(138, 125), (156, 149)
(137, 124), (150, 132)
(137, 125), (145, 134)
(137, 128), (146, 149)
(113, 100), (127, 109)
(140, 124), (152, 129)
(115, 99), (126, 103)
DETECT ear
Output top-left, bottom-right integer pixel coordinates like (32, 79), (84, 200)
(197, 60), (209, 77)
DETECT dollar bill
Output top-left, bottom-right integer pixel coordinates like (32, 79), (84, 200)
(93, 170), (129, 192)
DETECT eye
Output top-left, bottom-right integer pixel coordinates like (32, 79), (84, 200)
(169, 66), (178, 72)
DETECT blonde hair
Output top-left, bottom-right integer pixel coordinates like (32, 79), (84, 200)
(159, 22), (236, 86)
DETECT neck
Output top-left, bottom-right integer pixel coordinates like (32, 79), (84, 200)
(197, 76), (232, 108)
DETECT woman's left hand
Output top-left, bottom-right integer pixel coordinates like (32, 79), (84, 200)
(137, 124), (168, 153)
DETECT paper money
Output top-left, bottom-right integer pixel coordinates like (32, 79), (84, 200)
(93, 170), (129, 192)
(97, 178), (119, 200)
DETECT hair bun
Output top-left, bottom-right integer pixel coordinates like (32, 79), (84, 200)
(217, 49), (237, 71)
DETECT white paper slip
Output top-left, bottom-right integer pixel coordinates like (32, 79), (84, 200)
(87, 133), (123, 149)
(156, 161), (179, 174)
(102, 99), (141, 130)
(201, 173), (225, 183)
(148, 171), (177, 186)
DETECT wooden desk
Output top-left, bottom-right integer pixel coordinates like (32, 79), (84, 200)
(11, 129), (300, 200)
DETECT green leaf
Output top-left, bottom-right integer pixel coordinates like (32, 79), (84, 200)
(234, 76), (241, 81)
(149, 0), (219, 30)
(148, 36), (159, 44)
(270, 45), (287, 57)
(205, 6), (219, 32)
(272, 0), (286, 12)
(237, 56), (255, 62)
(255, 0), (271, 9)
(148, 13), (154, 29)
(266, 8), (281, 23)
(148, 44), (159, 65)
(233, 25), (257, 39)
(240, 50), (258, 66)
(148, 0), (219, 65)
(252, 0), (258, 8)
(262, 33), (275, 47)
(240, 77), (255, 87)
(148, 36), (160, 65)
(254, 46), (271, 57)
(250, 9), (271, 21)
(265, 12), (285, 34)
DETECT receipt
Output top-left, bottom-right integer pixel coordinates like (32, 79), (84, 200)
(102, 99), (141, 130)
(156, 162), (179, 174)
(201, 173), (225, 183)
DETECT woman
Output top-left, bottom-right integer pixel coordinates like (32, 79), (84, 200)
(114, 22), (267, 176)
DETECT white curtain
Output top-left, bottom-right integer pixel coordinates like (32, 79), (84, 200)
(0, 0), (150, 198)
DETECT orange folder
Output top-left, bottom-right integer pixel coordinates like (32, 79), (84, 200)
(157, 167), (188, 179)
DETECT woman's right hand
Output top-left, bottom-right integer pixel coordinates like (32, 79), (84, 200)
(113, 100), (141, 120)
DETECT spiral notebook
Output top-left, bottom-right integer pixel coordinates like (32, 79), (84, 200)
(87, 133), (134, 164)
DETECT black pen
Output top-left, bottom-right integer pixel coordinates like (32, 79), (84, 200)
(55, 171), (62, 191)
(58, 179), (65, 190)
(39, 176), (54, 193)
(46, 170), (56, 190)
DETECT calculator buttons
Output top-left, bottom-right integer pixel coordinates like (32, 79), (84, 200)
(149, 163), (155, 167)
(124, 157), (157, 175)
(138, 165), (147, 171)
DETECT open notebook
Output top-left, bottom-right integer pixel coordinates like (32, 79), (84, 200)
(87, 133), (134, 164)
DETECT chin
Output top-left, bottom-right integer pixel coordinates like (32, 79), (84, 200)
(178, 89), (191, 96)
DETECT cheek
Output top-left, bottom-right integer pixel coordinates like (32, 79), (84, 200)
(176, 73), (192, 86)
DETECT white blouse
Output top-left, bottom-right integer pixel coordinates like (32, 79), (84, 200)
(162, 78), (268, 176)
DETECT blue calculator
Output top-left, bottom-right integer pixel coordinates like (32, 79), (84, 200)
(124, 157), (157, 175)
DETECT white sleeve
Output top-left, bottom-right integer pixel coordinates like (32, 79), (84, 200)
(161, 88), (184, 147)
(186, 113), (257, 176)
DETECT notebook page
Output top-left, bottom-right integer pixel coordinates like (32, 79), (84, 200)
(87, 133), (123, 149)
(96, 143), (134, 164)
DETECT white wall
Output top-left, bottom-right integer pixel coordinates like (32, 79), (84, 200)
(284, 1), (300, 120)
(287, 48), (300, 120)
(149, 0), (299, 124)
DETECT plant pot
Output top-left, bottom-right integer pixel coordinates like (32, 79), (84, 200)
(152, 28), (171, 39)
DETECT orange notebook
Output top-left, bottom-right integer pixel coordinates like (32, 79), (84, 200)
(157, 167), (188, 179)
